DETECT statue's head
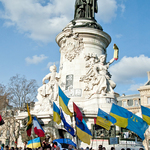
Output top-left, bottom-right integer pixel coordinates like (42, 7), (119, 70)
(99, 54), (106, 63)
(50, 65), (57, 72)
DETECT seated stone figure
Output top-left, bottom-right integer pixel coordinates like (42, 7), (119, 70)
(38, 65), (60, 101)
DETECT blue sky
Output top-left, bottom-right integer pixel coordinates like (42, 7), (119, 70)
(0, 0), (150, 96)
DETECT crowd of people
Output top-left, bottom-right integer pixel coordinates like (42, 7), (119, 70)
(0, 143), (145, 150)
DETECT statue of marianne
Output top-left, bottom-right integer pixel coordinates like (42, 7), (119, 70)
(74, 0), (98, 20)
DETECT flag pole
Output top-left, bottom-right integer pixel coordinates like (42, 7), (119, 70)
(73, 112), (79, 149)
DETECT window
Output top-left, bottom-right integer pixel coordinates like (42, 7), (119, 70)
(134, 100), (138, 106)
(12, 141), (14, 145)
(147, 97), (150, 104)
(127, 99), (133, 106)
(117, 101), (122, 106)
(139, 99), (141, 105)
(123, 101), (127, 107)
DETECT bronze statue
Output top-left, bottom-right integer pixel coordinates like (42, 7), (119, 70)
(74, 0), (98, 19)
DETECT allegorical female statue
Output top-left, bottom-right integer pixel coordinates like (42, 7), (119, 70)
(80, 44), (119, 98)
(74, 0), (98, 19)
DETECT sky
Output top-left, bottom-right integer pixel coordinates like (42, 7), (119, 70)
(0, 0), (150, 97)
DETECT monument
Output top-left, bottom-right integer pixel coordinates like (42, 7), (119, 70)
(17, 1), (120, 149)
(33, 0), (118, 147)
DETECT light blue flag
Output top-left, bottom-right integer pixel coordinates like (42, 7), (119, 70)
(127, 114), (149, 140)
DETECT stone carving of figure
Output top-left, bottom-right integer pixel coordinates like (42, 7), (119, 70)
(74, 0), (98, 19)
(38, 65), (60, 101)
(89, 55), (116, 98)
(80, 53), (117, 99)
(85, 0), (98, 18)
(74, 0), (86, 19)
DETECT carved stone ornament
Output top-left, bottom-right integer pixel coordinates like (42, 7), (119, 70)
(80, 53), (116, 99)
(61, 33), (84, 62)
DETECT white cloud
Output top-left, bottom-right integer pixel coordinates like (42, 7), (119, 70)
(0, 0), (74, 42)
(0, 0), (122, 42)
(128, 83), (144, 92)
(115, 34), (123, 38)
(25, 54), (48, 65)
(97, 0), (117, 23)
(109, 55), (150, 84)
(46, 61), (59, 69)
(118, 3), (125, 13)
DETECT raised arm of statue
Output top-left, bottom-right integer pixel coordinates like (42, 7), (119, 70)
(42, 73), (51, 84)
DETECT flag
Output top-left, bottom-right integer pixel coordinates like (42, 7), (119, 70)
(141, 105), (150, 125)
(59, 86), (73, 117)
(94, 118), (103, 130)
(33, 117), (45, 137)
(53, 102), (61, 124)
(27, 137), (41, 149)
(126, 114), (148, 140)
(0, 115), (4, 125)
(26, 104), (32, 136)
(60, 109), (75, 137)
(113, 44), (119, 60)
(109, 103), (132, 128)
(96, 108), (116, 130)
(75, 117), (92, 145)
(73, 102), (83, 121)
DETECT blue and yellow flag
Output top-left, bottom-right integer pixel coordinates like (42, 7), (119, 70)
(59, 86), (73, 117)
(127, 114), (148, 140)
(76, 117), (92, 145)
(27, 137), (41, 149)
(96, 108), (116, 130)
(141, 105), (150, 125)
(110, 103), (133, 128)
(60, 109), (75, 137)
(53, 102), (61, 125)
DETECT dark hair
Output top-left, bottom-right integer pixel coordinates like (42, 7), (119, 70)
(11, 147), (15, 150)
(121, 149), (125, 150)
(111, 147), (115, 150)
(53, 142), (57, 146)
(126, 148), (131, 150)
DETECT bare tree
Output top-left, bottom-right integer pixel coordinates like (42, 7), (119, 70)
(0, 84), (8, 110)
(0, 75), (38, 147)
(7, 74), (38, 108)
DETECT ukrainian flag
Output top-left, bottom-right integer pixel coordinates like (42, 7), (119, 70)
(59, 86), (73, 117)
(53, 102), (61, 125)
(76, 117), (92, 145)
(126, 114), (148, 140)
(27, 137), (41, 149)
(141, 105), (150, 125)
(110, 103), (133, 128)
(96, 108), (116, 130)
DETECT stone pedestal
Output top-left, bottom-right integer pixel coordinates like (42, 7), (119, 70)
(56, 18), (117, 115)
